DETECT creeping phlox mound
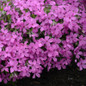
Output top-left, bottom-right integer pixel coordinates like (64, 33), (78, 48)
(0, 0), (86, 83)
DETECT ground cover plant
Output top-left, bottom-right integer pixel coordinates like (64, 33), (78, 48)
(0, 0), (86, 84)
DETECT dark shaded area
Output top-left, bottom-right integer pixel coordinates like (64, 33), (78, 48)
(1, 66), (86, 86)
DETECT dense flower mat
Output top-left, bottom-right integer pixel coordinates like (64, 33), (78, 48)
(0, 0), (86, 84)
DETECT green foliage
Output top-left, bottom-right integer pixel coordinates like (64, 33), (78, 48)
(44, 5), (51, 14)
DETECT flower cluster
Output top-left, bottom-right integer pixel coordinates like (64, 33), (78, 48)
(0, 0), (86, 84)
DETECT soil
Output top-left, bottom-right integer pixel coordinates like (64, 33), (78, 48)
(1, 65), (86, 86)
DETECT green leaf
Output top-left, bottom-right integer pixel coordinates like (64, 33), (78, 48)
(44, 5), (51, 14)
(51, 20), (57, 26)
(0, 7), (3, 11)
(7, 0), (10, 1)
(30, 14), (37, 18)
